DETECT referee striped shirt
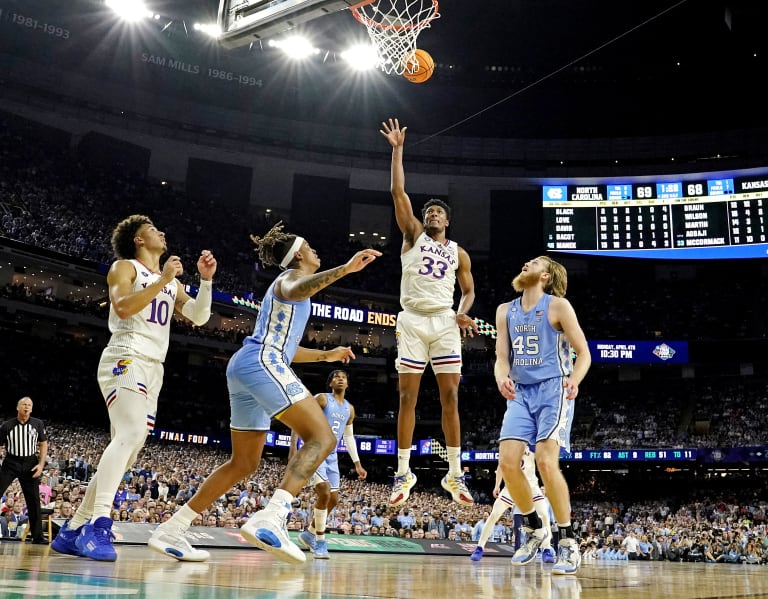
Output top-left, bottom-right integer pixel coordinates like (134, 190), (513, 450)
(0, 417), (47, 458)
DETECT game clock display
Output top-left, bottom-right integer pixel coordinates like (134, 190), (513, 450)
(543, 169), (768, 259)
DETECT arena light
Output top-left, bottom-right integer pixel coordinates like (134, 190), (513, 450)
(105, 0), (152, 22)
(193, 22), (222, 38)
(268, 36), (319, 59)
(340, 44), (378, 71)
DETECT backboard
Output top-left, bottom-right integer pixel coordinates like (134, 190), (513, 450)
(217, 0), (362, 48)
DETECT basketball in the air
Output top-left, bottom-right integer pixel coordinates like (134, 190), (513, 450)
(402, 49), (434, 84)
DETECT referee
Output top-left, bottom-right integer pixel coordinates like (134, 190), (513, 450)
(0, 396), (49, 544)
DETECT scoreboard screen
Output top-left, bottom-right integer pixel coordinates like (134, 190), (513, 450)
(543, 169), (768, 259)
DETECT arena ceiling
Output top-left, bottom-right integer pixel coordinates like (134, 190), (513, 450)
(137, 0), (768, 137)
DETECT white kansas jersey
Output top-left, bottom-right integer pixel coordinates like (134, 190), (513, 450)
(106, 259), (177, 362)
(400, 233), (459, 313)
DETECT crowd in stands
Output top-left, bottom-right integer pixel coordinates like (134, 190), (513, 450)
(3, 111), (767, 340)
(1, 306), (767, 451)
(2, 105), (768, 564)
(2, 423), (767, 564)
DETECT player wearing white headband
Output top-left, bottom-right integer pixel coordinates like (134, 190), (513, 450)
(149, 221), (380, 565)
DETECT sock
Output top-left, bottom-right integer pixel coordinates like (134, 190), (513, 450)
(533, 497), (552, 548)
(478, 495), (508, 549)
(69, 512), (90, 530)
(559, 523), (575, 542)
(446, 446), (462, 477)
(314, 508), (327, 538)
(269, 488), (294, 511)
(522, 510), (543, 532)
(83, 388), (148, 523)
(69, 471), (98, 529)
(161, 504), (197, 533)
(396, 449), (411, 476)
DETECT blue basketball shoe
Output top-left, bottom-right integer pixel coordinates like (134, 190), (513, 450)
(51, 520), (85, 556)
(75, 516), (117, 562)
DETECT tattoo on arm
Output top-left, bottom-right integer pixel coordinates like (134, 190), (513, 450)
(293, 266), (347, 298)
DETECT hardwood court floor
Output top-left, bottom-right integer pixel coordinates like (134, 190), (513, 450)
(2, 542), (768, 599)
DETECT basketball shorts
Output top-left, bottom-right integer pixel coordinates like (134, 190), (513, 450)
(498, 376), (574, 453)
(96, 346), (163, 433)
(308, 452), (341, 492)
(226, 343), (311, 431)
(395, 310), (462, 374)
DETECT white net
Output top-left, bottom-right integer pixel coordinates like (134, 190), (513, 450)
(351, 0), (440, 75)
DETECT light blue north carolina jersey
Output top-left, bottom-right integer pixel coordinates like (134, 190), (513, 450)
(507, 294), (572, 384)
(323, 393), (352, 447)
(243, 271), (310, 362)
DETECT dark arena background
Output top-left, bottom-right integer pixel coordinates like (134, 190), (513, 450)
(1, 0), (768, 597)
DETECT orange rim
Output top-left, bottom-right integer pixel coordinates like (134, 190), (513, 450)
(351, 0), (439, 32)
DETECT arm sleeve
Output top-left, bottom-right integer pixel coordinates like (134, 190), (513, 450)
(181, 279), (213, 326)
(343, 425), (360, 463)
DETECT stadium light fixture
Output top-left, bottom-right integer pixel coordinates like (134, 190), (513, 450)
(340, 44), (378, 71)
(194, 22), (222, 38)
(105, 0), (152, 22)
(268, 36), (319, 59)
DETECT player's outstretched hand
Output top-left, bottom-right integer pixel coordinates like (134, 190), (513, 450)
(345, 249), (382, 273)
(326, 346), (356, 364)
(380, 118), (407, 148)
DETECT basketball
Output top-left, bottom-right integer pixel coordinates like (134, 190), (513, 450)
(402, 49), (434, 84)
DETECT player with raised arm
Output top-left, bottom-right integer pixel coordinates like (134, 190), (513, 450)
(52, 215), (216, 561)
(292, 369), (367, 559)
(148, 222), (380, 565)
(380, 117), (477, 508)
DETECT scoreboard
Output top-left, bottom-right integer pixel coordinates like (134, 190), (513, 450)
(562, 449), (697, 462)
(543, 169), (768, 259)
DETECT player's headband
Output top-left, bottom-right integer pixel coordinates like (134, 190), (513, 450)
(279, 236), (305, 269)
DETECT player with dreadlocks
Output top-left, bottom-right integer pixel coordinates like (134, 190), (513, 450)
(149, 221), (380, 565)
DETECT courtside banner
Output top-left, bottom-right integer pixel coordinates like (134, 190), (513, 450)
(67, 521), (515, 557)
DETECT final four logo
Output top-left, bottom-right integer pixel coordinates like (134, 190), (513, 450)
(652, 343), (676, 361)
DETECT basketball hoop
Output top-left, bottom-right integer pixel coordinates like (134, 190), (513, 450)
(350, 0), (440, 75)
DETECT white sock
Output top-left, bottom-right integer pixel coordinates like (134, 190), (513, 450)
(533, 497), (552, 548)
(446, 446), (462, 476)
(161, 504), (197, 533)
(314, 508), (327, 536)
(268, 488), (294, 511)
(478, 496), (508, 549)
(396, 449), (411, 476)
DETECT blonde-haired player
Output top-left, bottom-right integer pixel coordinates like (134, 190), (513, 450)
(470, 447), (555, 562)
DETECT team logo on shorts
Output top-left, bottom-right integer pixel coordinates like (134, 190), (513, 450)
(112, 359), (132, 376)
(285, 382), (305, 398)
